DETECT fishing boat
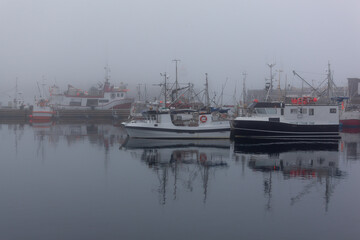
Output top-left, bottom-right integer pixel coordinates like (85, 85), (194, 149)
(49, 67), (134, 111)
(30, 98), (54, 121)
(123, 109), (230, 139)
(30, 82), (55, 122)
(232, 64), (342, 142)
(340, 109), (360, 128)
(231, 97), (340, 141)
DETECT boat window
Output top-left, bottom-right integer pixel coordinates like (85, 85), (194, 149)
(299, 108), (307, 114)
(281, 108), (284, 115)
(111, 93), (115, 99)
(117, 93), (120, 97)
(121, 93), (124, 98)
(255, 108), (266, 114)
(330, 108), (337, 113)
(309, 108), (314, 115)
(69, 101), (81, 106)
(99, 99), (109, 103)
(266, 109), (277, 114)
(290, 109), (297, 114)
(86, 99), (98, 106)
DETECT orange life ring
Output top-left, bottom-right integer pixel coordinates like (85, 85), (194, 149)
(200, 115), (207, 123)
(199, 153), (207, 163)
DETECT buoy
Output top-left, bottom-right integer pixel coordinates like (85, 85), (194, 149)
(200, 115), (207, 123)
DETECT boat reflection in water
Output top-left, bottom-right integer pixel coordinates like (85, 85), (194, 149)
(340, 130), (360, 160)
(122, 138), (230, 204)
(233, 140), (343, 211)
(31, 121), (127, 160)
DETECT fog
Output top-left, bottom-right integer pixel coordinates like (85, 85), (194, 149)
(1, 0), (359, 104)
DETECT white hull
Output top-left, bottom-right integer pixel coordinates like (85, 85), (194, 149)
(51, 98), (133, 110)
(124, 112), (230, 139)
(125, 126), (230, 139)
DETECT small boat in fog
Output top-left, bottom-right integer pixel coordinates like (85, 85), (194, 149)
(123, 109), (230, 139)
(48, 67), (133, 111)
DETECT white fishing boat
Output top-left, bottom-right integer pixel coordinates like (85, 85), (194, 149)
(49, 67), (134, 111)
(123, 109), (230, 139)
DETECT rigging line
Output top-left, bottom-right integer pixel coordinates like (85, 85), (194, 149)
(296, 71), (327, 76)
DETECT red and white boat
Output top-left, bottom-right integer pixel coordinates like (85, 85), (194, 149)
(30, 98), (55, 122)
(48, 70), (134, 110)
(340, 110), (360, 128)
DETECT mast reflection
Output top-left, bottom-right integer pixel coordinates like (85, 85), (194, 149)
(122, 138), (230, 205)
(340, 131), (360, 160)
(31, 121), (127, 166)
(233, 140), (343, 212)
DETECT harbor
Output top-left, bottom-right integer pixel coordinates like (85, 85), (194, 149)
(1, 0), (360, 239)
(0, 122), (358, 239)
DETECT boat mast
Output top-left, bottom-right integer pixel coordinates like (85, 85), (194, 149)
(277, 69), (283, 101)
(160, 72), (168, 107)
(242, 72), (247, 108)
(327, 62), (333, 101)
(172, 59), (180, 102)
(265, 63), (276, 102)
(205, 73), (210, 112)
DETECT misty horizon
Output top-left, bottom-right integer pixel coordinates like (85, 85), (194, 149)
(1, 0), (359, 104)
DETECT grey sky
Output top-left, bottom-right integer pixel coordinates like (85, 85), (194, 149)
(1, 0), (359, 104)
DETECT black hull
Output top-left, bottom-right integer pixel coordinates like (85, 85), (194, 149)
(231, 120), (340, 141)
(233, 140), (339, 154)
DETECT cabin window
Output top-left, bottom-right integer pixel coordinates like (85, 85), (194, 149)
(117, 93), (120, 97)
(290, 109), (297, 114)
(255, 108), (266, 114)
(86, 99), (98, 106)
(309, 108), (314, 115)
(111, 93), (115, 99)
(281, 109), (284, 115)
(69, 101), (81, 106)
(330, 108), (337, 113)
(266, 109), (277, 114)
(299, 108), (307, 114)
(121, 93), (124, 98)
(99, 99), (109, 103)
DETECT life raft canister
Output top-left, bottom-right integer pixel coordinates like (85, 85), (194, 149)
(200, 115), (207, 123)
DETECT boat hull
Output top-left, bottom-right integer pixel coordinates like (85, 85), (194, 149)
(31, 111), (54, 121)
(231, 119), (340, 141)
(125, 126), (230, 139)
(340, 111), (360, 128)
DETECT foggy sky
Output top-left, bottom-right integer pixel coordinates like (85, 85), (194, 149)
(1, 0), (359, 104)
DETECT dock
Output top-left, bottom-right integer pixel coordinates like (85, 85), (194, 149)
(0, 108), (130, 120)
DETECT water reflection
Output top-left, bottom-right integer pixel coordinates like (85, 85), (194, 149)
(233, 141), (343, 211)
(31, 121), (127, 164)
(340, 132), (360, 160)
(122, 138), (230, 205)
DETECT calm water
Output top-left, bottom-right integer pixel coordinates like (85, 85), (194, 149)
(0, 122), (359, 240)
